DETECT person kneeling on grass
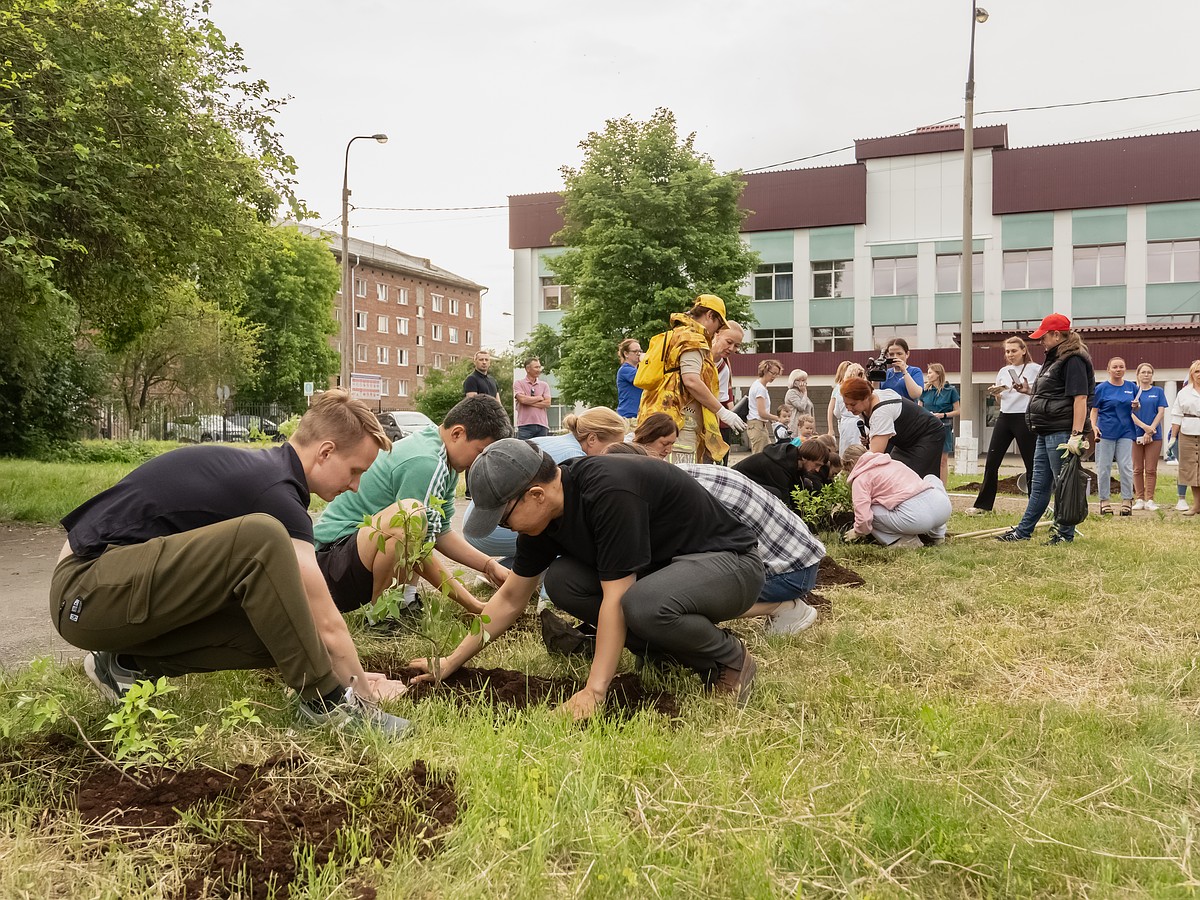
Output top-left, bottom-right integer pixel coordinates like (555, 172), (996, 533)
(410, 439), (766, 719)
(51, 390), (412, 738)
(841, 444), (951, 548)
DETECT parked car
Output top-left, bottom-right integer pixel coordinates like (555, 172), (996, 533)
(226, 414), (283, 442)
(165, 415), (250, 443)
(376, 410), (435, 442)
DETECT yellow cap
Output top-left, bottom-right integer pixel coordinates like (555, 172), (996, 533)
(694, 294), (727, 324)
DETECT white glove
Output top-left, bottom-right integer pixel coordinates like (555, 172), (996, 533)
(843, 529), (864, 543)
(1064, 433), (1085, 455)
(717, 406), (746, 433)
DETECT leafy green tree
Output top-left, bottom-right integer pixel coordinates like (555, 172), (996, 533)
(516, 324), (564, 373)
(237, 227), (340, 410)
(0, 0), (299, 450)
(414, 358), (478, 424)
(548, 108), (758, 407)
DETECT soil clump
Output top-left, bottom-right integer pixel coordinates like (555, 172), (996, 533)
(817, 555), (865, 587)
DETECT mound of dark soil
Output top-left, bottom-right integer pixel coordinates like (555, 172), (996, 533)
(817, 555), (865, 587)
(369, 664), (680, 719)
(955, 474), (1025, 495)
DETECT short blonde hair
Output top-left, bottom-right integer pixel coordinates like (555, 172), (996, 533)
(841, 443), (866, 474)
(291, 390), (390, 452)
(564, 406), (626, 446)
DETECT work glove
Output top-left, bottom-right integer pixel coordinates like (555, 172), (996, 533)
(843, 529), (865, 543)
(717, 406), (747, 433)
(1065, 433), (1086, 455)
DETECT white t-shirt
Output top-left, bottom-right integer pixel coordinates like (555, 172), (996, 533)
(866, 389), (904, 439)
(995, 362), (1041, 414)
(748, 380), (772, 422)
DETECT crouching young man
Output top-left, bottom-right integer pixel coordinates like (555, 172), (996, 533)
(410, 439), (766, 719)
(51, 391), (411, 738)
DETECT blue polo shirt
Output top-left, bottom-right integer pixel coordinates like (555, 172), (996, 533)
(1093, 380), (1138, 441)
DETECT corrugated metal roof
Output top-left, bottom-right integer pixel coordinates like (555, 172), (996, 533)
(854, 125), (1008, 161)
(993, 130), (1200, 214)
(287, 223), (485, 292)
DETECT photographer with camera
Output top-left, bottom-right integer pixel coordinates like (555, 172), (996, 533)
(870, 338), (923, 401)
(840, 376), (946, 480)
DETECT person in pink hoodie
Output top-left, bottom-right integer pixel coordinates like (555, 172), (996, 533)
(841, 445), (951, 548)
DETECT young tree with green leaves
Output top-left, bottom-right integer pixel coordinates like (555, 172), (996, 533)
(548, 108), (758, 408)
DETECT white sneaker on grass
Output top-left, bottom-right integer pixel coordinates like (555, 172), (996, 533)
(1176, 499), (1190, 511)
(963, 507), (986, 516)
(1145, 500), (1159, 511)
(768, 600), (819, 635)
(1132, 499), (1145, 510)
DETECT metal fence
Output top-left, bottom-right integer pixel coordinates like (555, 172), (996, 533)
(88, 401), (299, 443)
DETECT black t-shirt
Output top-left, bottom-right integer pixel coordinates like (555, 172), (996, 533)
(62, 444), (313, 559)
(513, 456), (757, 581)
(463, 369), (498, 398)
(1061, 354), (1092, 397)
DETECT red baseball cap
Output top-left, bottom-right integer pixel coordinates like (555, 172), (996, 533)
(1029, 313), (1071, 339)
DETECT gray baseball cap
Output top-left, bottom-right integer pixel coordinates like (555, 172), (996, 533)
(463, 439), (546, 538)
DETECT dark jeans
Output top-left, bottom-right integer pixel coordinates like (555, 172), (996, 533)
(1014, 431), (1074, 540)
(545, 550), (764, 676)
(974, 411), (1036, 510)
(516, 424), (550, 440)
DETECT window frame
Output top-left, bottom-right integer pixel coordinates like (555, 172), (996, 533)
(871, 256), (918, 297)
(1002, 249), (1053, 291)
(754, 262), (794, 301)
(811, 259), (854, 299)
(810, 326), (854, 352)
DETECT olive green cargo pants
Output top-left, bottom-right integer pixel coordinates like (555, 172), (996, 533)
(50, 514), (341, 701)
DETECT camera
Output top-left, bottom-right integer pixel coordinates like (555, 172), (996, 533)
(866, 350), (896, 383)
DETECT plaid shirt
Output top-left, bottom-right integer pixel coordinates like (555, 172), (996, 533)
(677, 464), (825, 576)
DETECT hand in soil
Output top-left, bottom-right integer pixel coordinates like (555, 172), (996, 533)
(560, 686), (604, 721)
(407, 656), (451, 685)
(364, 673), (409, 700)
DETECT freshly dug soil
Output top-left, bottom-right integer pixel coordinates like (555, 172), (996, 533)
(73, 753), (458, 899)
(817, 555), (865, 587)
(365, 663), (680, 719)
(805, 592), (831, 612)
(955, 474), (1025, 495)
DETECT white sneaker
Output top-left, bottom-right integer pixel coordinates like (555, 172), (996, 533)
(1176, 499), (1190, 511)
(768, 600), (819, 635)
(1132, 499), (1145, 510)
(1145, 500), (1158, 511)
(963, 507), (986, 516)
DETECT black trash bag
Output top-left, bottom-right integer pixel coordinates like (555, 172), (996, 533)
(539, 608), (596, 658)
(1053, 449), (1089, 527)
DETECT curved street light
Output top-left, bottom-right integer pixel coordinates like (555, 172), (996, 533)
(340, 133), (389, 391)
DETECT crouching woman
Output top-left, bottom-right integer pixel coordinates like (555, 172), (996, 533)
(841, 444), (951, 548)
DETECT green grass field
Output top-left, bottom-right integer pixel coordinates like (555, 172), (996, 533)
(2, 456), (1198, 897)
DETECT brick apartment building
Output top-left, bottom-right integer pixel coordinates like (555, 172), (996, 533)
(295, 225), (485, 410)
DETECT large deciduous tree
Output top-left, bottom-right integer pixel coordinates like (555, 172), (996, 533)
(0, 0), (299, 450)
(548, 108), (758, 407)
(237, 227), (341, 410)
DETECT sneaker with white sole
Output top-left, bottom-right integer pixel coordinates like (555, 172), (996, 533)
(1132, 499), (1145, 510)
(1145, 500), (1159, 511)
(886, 534), (926, 549)
(963, 507), (987, 516)
(297, 687), (413, 740)
(84, 651), (146, 703)
(1177, 499), (1191, 511)
(768, 600), (819, 635)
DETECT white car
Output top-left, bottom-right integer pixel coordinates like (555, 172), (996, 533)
(376, 410), (435, 441)
(165, 415), (250, 443)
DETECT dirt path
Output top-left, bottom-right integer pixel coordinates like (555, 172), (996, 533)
(0, 523), (77, 669)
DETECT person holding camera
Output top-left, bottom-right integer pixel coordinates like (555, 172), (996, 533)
(876, 338), (924, 400)
(839, 376), (946, 480)
(966, 336), (1040, 515)
(996, 314), (1094, 545)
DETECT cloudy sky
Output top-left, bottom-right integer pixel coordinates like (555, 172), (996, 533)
(208, 1), (1200, 350)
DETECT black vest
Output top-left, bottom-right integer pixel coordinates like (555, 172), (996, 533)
(1026, 348), (1095, 434)
(869, 395), (945, 450)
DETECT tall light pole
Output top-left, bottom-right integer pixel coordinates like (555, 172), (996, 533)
(959, 4), (988, 474)
(340, 133), (388, 391)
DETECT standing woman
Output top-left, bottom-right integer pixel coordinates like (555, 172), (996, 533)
(878, 338), (924, 400)
(1090, 357), (1139, 516)
(1168, 359), (1200, 516)
(746, 360), (784, 454)
(1130, 363), (1169, 510)
(615, 338), (643, 427)
(919, 363), (960, 484)
(967, 337), (1040, 515)
(782, 369), (815, 437)
(828, 361), (868, 455)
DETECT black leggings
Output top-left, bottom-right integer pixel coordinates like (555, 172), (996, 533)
(973, 412), (1036, 510)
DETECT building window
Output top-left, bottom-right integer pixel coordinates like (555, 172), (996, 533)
(377, 346), (389, 364)
(465, 302), (474, 318)
(753, 328), (793, 353)
(398, 380), (409, 397)
(1148, 313), (1200, 323)
(1072, 316), (1127, 326)
(431, 293), (444, 313)
(1073, 245), (1125, 287)
(449, 298), (459, 315)
(355, 343), (367, 362)
(433, 353), (443, 368)
(376, 283), (388, 302)
(872, 257), (918, 296)
(541, 276), (574, 310)
(397, 288), (409, 305)
(416, 365), (424, 376)
(354, 311), (367, 331)
(1002, 319), (1043, 333)
(416, 335), (424, 347)
(376, 315), (388, 333)
(811, 326), (853, 352)
(935, 253), (983, 293)
(333, 307), (342, 322)
(812, 260), (854, 298)
(416, 306), (424, 319)
(1003, 249), (1052, 290)
(431, 324), (443, 341)
(872, 324), (918, 349)
(1147, 240), (1200, 284)
(449, 355), (458, 365)
(934, 323), (960, 348)
(397, 317), (409, 335)
(354, 278), (366, 298)
(380, 378), (390, 396)
(465, 330), (473, 345)
(448, 327), (458, 344)
(755, 263), (793, 301)
(397, 348), (408, 366)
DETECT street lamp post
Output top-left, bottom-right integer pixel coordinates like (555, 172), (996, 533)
(340, 133), (389, 392)
(958, 4), (988, 475)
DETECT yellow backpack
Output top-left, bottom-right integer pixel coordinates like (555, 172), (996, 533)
(633, 330), (676, 390)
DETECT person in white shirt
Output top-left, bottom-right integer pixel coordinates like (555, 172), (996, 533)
(746, 359), (784, 454)
(1168, 359), (1200, 516)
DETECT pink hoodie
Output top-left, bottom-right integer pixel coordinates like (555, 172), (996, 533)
(846, 451), (935, 535)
